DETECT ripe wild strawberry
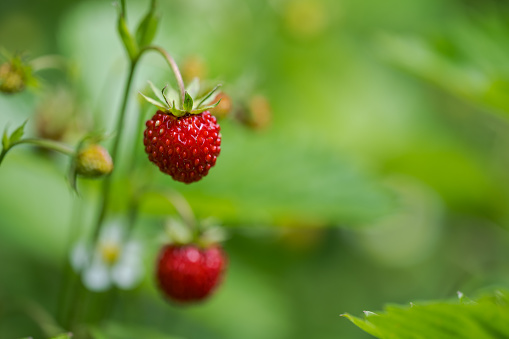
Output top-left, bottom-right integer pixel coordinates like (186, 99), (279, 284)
(157, 244), (227, 302)
(143, 111), (221, 183)
(140, 81), (223, 183)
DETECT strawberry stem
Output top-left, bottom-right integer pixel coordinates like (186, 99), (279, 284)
(141, 45), (186, 108)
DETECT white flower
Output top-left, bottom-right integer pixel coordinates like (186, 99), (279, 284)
(70, 221), (144, 292)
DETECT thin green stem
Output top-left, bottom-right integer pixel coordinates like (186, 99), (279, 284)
(120, 0), (127, 16)
(90, 61), (138, 243)
(15, 138), (75, 155)
(141, 45), (185, 107)
(0, 149), (7, 166)
(0, 138), (75, 166)
(165, 189), (196, 229)
(57, 195), (81, 327)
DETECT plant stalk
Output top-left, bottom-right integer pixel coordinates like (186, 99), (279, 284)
(90, 60), (138, 243)
(0, 138), (75, 166)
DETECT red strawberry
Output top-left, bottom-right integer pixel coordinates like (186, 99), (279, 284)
(143, 111), (221, 183)
(157, 244), (227, 303)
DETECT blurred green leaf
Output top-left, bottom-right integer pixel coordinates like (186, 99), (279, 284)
(10, 120), (27, 145)
(2, 126), (9, 149)
(117, 15), (139, 61)
(343, 290), (509, 339)
(378, 13), (509, 118)
(90, 323), (183, 339)
(140, 123), (394, 227)
(135, 11), (159, 48)
(49, 334), (73, 339)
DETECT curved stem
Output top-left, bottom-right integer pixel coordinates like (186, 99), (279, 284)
(0, 138), (75, 166)
(165, 189), (196, 229)
(141, 45), (185, 107)
(15, 138), (75, 155)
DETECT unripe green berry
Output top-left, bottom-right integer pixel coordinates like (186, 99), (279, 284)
(76, 144), (113, 178)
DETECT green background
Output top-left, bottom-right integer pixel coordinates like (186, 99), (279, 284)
(2, 0), (509, 338)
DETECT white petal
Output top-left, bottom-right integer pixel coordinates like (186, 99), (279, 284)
(70, 241), (90, 272)
(120, 242), (142, 263)
(82, 260), (112, 292)
(111, 260), (144, 290)
(100, 220), (124, 244)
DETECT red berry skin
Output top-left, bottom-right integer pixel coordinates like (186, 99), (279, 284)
(157, 245), (227, 303)
(143, 111), (221, 183)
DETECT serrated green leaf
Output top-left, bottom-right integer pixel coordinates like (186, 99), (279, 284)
(344, 290), (509, 339)
(138, 92), (169, 111)
(183, 91), (193, 112)
(186, 77), (200, 100)
(117, 15), (139, 61)
(10, 120), (27, 144)
(135, 11), (159, 48)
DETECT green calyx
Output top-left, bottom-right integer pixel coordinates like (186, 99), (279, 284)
(164, 217), (228, 248)
(0, 53), (36, 94)
(139, 79), (222, 117)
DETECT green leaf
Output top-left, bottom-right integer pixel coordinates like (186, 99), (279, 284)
(117, 15), (139, 61)
(183, 91), (193, 112)
(135, 11), (159, 48)
(2, 127), (9, 150)
(10, 120), (27, 144)
(49, 334), (73, 339)
(343, 290), (509, 339)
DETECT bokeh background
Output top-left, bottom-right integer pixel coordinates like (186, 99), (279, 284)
(2, 0), (509, 338)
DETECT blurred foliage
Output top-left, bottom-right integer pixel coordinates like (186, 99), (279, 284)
(1, 0), (509, 338)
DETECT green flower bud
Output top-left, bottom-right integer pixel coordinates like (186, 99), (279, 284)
(0, 61), (27, 94)
(76, 144), (113, 178)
